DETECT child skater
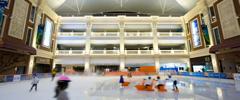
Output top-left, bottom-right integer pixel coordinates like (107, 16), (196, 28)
(29, 73), (39, 92)
(54, 75), (71, 100)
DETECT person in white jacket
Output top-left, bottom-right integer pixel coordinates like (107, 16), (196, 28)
(29, 74), (39, 92)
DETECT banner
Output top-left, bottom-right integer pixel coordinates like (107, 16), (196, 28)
(13, 75), (21, 82)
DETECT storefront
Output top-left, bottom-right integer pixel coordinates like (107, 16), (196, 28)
(33, 57), (53, 73)
(190, 55), (213, 72)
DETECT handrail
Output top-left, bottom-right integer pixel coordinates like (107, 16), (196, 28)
(91, 32), (119, 37)
(58, 32), (86, 36)
(125, 50), (153, 54)
(158, 32), (184, 37)
(125, 32), (152, 37)
(56, 50), (85, 55)
(159, 50), (187, 54)
(90, 50), (120, 55)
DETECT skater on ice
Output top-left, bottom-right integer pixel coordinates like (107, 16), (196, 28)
(54, 75), (71, 100)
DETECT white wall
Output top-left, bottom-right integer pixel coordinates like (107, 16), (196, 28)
(125, 57), (155, 64)
(90, 57), (120, 65)
(55, 56), (85, 64)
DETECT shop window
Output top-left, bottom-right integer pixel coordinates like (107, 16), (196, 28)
(212, 27), (222, 45)
(25, 27), (33, 46)
(0, 15), (5, 37)
(209, 6), (217, 23)
(29, 6), (36, 23)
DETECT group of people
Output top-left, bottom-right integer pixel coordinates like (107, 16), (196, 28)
(29, 69), (71, 100)
(119, 75), (178, 91)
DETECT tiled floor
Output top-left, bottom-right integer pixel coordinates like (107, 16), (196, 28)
(0, 75), (240, 100)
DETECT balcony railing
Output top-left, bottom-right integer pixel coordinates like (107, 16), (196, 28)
(125, 50), (153, 55)
(91, 32), (119, 37)
(58, 32), (86, 37)
(56, 50), (85, 55)
(159, 50), (188, 55)
(55, 50), (187, 55)
(90, 50), (120, 55)
(125, 32), (152, 37)
(158, 32), (184, 37)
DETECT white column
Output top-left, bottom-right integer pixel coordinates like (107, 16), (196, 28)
(186, 58), (191, 72)
(85, 18), (92, 55)
(27, 56), (35, 74)
(84, 57), (90, 72)
(152, 18), (159, 54)
(84, 17), (92, 72)
(120, 56), (125, 71)
(155, 57), (160, 72)
(119, 17), (125, 71)
(152, 28), (158, 54)
(211, 54), (219, 72)
(52, 59), (56, 69)
(119, 17), (125, 54)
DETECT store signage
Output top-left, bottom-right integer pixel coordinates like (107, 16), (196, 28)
(13, 75), (21, 82)
(234, 73), (240, 81)
(36, 57), (51, 64)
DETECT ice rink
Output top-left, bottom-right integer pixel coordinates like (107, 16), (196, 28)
(0, 75), (240, 100)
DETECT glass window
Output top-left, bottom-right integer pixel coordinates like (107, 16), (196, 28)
(25, 28), (33, 46)
(29, 6), (36, 22)
(212, 27), (221, 45)
(209, 6), (217, 23)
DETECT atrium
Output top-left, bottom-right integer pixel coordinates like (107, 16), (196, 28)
(0, 0), (240, 100)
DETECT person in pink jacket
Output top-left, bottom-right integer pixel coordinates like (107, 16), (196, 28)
(54, 75), (71, 100)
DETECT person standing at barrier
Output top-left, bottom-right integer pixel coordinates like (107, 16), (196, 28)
(172, 80), (178, 92)
(52, 69), (57, 81)
(29, 74), (39, 92)
(119, 75), (124, 88)
(54, 75), (71, 100)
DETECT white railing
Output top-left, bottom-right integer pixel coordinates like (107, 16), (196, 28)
(125, 32), (152, 37)
(159, 50), (188, 55)
(90, 50), (120, 55)
(58, 32), (86, 36)
(158, 32), (184, 37)
(55, 50), (85, 55)
(125, 50), (153, 55)
(91, 32), (119, 37)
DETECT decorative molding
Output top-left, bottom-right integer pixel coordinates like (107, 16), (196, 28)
(8, 0), (29, 40)
(217, 0), (240, 39)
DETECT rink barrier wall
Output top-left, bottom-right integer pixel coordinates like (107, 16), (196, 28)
(177, 72), (233, 79)
(0, 73), (59, 83)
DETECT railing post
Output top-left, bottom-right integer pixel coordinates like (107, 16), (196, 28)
(104, 50), (106, 54)
(171, 50), (174, 54)
(169, 32), (172, 37)
(104, 32), (107, 36)
(138, 50), (140, 54)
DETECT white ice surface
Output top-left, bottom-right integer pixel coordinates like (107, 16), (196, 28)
(0, 75), (240, 100)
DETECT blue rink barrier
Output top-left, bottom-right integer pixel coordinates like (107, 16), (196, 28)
(178, 72), (228, 79)
(0, 73), (56, 83)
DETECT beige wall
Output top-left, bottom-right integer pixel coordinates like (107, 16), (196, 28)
(28, 0), (59, 74)
(217, 0), (240, 39)
(183, 0), (219, 72)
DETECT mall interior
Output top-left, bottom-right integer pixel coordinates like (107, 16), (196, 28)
(0, 0), (240, 99)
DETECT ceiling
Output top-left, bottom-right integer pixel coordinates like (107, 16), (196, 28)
(47, 0), (198, 17)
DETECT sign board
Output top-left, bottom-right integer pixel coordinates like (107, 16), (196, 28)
(234, 73), (240, 81)
(13, 75), (21, 82)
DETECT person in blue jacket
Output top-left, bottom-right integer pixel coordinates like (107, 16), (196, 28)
(119, 75), (124, 87)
